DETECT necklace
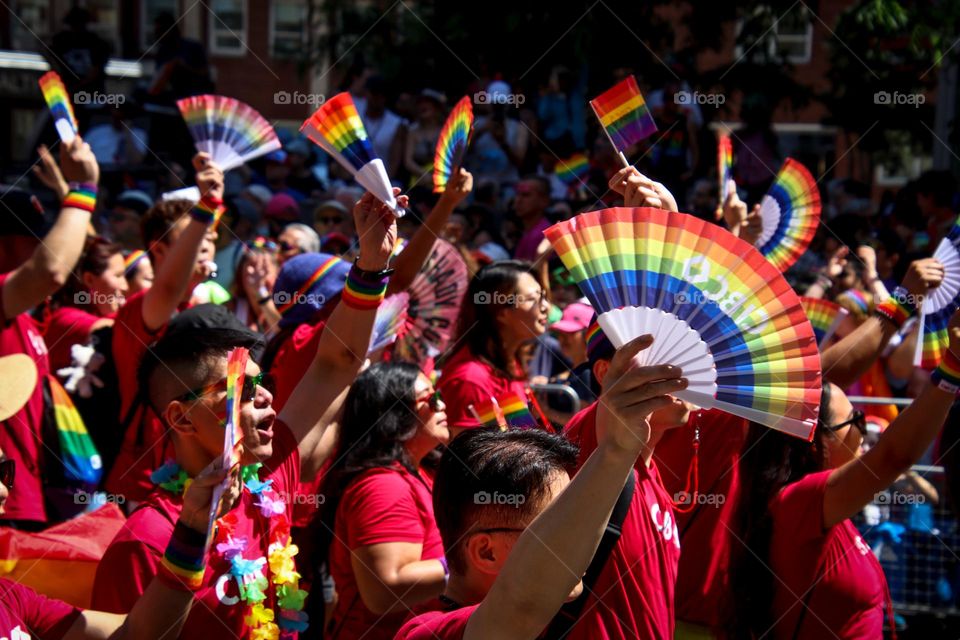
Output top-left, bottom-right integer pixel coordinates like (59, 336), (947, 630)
(151, 461), (310, 639)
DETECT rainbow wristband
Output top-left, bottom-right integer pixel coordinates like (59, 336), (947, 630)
(931, 349), (960, 394)
(63, 183), (98, 213)
(157, 521), (208, 591)
(341, 265), (388, 310)
(190, 197), (225, 226)
(874, 286), (916, 328)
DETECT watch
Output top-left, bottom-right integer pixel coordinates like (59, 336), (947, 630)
(353, 256), (394, 279)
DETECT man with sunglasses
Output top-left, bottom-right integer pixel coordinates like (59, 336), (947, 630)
(92, 190), (403, 639)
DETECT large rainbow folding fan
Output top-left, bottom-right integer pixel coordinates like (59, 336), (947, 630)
(916, 216), (960, 368)
(301, 92), (402, 216)
(39, 71), (78, 143)
(433, 96), (474, 193)
(800, 297), (849, 346)
(755, 159), (821, 272)
(177, 95), (281, 171)
(545, 207), (821, 440)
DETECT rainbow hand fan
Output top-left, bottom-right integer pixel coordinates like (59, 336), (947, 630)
(756, 159), (821, 272)
(177, 95), (280, 171)
(433, 96), (474, 193)
(916, 217), (960, 368)
(393, 240), (468, 368)
(801, 297), (849, 346)
(301, 93), (402, 216)
(208, 347), (248, 536)
(556, 153), (590, 187)
(717, 134), (734, 205)
(38, 71), (78, 143)
(545, 207), (821, 440)
(369, 293), (409, 355)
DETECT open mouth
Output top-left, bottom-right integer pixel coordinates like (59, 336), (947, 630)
(253, 415), (276, 442)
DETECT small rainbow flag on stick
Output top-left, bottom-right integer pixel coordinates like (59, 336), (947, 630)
(38, 71), (78, 143)
(469, 396), (507, 430)
(207, 347), (248, 536)
(498, 392), (538, 429)
(433, 96), (474, 193)
(555, 153), (590, 187)
(717, 133), (734, 207)
(590, 76), (657, 167)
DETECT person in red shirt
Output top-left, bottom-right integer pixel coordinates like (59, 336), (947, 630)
(397, 334), (688, 639)
(320, 361), (449, 639)
(511, 176), (552, 262)
(0, 138), (99, 527)
(93, 188), (404, 639)
(438, 260), (549, 437)
(728, 308), (960, 639)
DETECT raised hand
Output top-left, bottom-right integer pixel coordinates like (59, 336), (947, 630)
(179, 462), (242, 533)
(901, 258), (944, 299)
(32, 144), (69, 200)
(193, 152), (224, 201)
(354, 188), (406, 271)
(59, 137), (99, 186)
(437, 168), (474, 208)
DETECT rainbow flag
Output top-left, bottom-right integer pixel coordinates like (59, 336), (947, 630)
(38, 71), (78, 143)
(0, 504), (126, 607)
(208, 348), (248, 533)
(718, 133), (734, 204)
(555, 153), (590, 186)
(470, 396), (507, 430)
(48, 375), (102, 484)
(498, 392), (538, 429)
(590, 76), (657, 153)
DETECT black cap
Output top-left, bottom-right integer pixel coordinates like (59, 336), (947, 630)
(165, 304), (267, 361)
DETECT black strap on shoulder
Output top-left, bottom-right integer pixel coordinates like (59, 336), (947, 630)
(544, 470), (636, 639)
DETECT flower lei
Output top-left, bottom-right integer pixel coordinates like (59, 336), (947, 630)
(152, 461), (309, 639)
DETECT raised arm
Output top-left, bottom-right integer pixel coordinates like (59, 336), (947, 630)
(388, 169), (473, 294)
(608, 166), (678, 212)
(465, 336), (687, 639)
(804, 246), (848, 299)
(280, 189), (406, 475)
(2, 138), (99, 319)
(141, 153), (222, 331)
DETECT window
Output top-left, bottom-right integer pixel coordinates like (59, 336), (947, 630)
(140, 0), (178, 53)
(208, 0), (247, 56)
(270, 0), (306, 58)
(10, 0), (50, 52)
(774, 7), (813, 64)
(734, 6), (813, 65)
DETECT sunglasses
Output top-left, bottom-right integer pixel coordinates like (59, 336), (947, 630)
(0, 458), (14, 489)
(178, 371), (274, 403)
(825, 410), (867, 436)
(416, 389), (445, 412)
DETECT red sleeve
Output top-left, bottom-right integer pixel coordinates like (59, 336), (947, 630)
(395, 606), (478, 639)
(438, 363), (496, 429)
(771, 469), (831, 544)
(341, 470), (428, 548)
(91, 538), (163, 613)
(0, 578), (81, 639)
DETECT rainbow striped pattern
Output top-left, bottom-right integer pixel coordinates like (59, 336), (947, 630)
(276, 256), (344, 317)
(433, 96), (474, 193)
(800, 297), (849, 346)
(875, 286), (915, 327)
(176, 95), (280, 171)
(837, 288), (871, 318)
(159, 523), (208, 591)
(932, 347), (960, 393)
(369, 293), (409, 354)
(224, 348), (247, 463)
(756, 159), (821, 272)
(589, 76), (657, 152)
(38, 71), (78, 142)
(342, 266), (389, 311)
(472, 396), (507, 430)
(917, 216), (960, 368)
(48, 375), (102, 484)
(717, 134), (734, 203)
(545, 206), (821, 440)
(62, 184), (98, 213)
(498, 392), (538, 429)
(555, 153), (590, 186)
(190, 196), (224, 226)
(300, 93), (375, 172)
(123, 250), (147, 275)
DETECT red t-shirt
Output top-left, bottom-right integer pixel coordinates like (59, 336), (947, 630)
(561, 402), (681, 639)
(0, 273), (51, 523)
(42, 306), (103, 372)
(655, 409), (748, 629)
(0, 578), (80, 639)
(104, 289), (178, 503)
(768, 470), (887, 640)
(92, 421), (301, 637)
(438, 347), (527, 430)
(326, 465), (444, 640)
(395, 605), (478, 639)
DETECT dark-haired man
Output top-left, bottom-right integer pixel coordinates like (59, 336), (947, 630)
(512, 176), (552, 261)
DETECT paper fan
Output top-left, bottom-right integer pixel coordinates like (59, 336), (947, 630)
(208, 347), (248, 535)
(756, 159), (821, 272)
(717, 133), (734, 204)
(393, 239), (468, 367)
(301, 93), (402, 216)
(177, 95), (281, 172)
(916, 217), (960, 368)
(433, 96), (474, 193)
(38, 71), (78, 143)
(369, 293), (409, 355)
(800, 297), (849, 346)
(556, 153), (590, 187)
(545, 207), (821, 440)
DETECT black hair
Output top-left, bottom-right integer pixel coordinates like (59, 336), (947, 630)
(50, 236), (122, 310)
(433, 428), (578, 574)
(915, 170), (957, 209)
(727, 383), (833, 637)
(518, 175), (551, 198)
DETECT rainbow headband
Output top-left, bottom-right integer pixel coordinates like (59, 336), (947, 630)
(123, 250), (147, 276)
(276, 256), (344, 316)
(838, 289), (870, 317)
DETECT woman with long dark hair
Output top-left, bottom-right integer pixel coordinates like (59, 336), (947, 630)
(438, 260), (549, 437)
(729, 311), (960, 639)
(321, 361), (449, 639)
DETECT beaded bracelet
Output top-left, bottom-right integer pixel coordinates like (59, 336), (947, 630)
(341, 264), (389, 310)
(931, 349), (960, 395)
(157, 520), (208, 591)
(62, 183), (98, 213)
(190, 196), (225, 226)
(874, 286), (917, 328)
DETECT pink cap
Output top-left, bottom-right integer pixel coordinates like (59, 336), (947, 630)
(265, 193), (300, 220)
(550, 302), (594, 333)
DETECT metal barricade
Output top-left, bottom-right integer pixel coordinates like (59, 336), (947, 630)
(529, 383), (582, 420)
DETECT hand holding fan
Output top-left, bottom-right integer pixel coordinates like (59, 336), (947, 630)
(207, 347), (248, 535)
(177, 95), (281, 171)
(38, 71), (78, 143)
(589, 76), (657, 168)
(800, 297), (849, 346)
(545, 207), (821, 439)
(717, 133), (734, 206)
(756, 159), (821, 272)
(369, 293), (409, 355)
(301, 93), (403, 216)
(433, 96), (474, 193)
(916, 217), (960, 367)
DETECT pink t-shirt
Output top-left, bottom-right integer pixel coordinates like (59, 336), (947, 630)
(0, 273), (51, 522)
(395, 605), (478, 639)
(438, 347), (527, 430)
(326, 465), (444, 640)
(0, 579), (80, 639)
(768, 470), (887, 639)
(513, 216), (552, 262)
(42, 306), (102, 372)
